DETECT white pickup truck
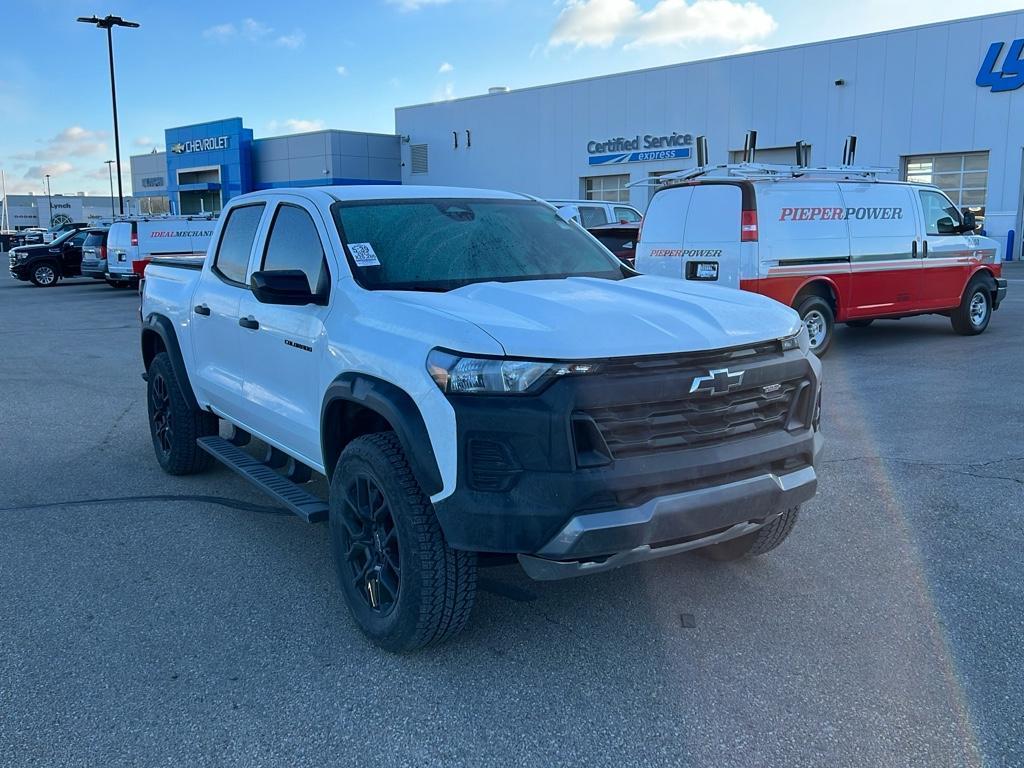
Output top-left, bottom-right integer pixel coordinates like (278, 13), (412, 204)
(140, 185), (823, 651)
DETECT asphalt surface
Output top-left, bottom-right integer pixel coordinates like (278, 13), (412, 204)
(1, 264), (1022, 768)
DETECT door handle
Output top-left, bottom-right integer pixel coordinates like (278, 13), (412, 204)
(193, 304), (211, 316)
(912, 241), (918, 258)
(238, 316), (260, 330)
(922, 240), (928, 258)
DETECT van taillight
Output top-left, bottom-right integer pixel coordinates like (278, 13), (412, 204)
(741, 209), (758, 242)
(131, 230), (138, 246)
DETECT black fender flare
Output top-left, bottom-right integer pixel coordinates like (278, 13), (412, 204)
(321, 373), (443, 497)
(141, 313), (200, 411)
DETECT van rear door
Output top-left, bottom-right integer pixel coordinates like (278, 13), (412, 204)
(681, 184), (743, 288)
(634, 185), (693, 279)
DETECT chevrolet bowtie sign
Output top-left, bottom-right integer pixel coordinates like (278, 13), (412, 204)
(170, 136), (230, 154)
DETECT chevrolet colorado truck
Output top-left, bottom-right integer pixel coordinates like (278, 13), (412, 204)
(140, 186), (823, 651)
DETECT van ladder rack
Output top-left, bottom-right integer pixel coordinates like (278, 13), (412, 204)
(628, 163), (898, 188)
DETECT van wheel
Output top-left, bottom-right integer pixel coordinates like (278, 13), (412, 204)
(796, 296), (834, 356)
(951, 277), (992, 336)
(329, 432), (477, 652)
(846, 319), (873, 328)
(30, 262), (59, 287)
(146, 352), (217, 475)
(698, 507), (800, 561)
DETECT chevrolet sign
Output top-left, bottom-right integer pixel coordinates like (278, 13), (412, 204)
(170, 136), (230, 154)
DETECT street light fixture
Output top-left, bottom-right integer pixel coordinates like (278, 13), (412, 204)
(104, 160), (116, 217)
(76, 14), (140, 216)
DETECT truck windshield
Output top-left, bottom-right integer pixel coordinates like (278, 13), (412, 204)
(331, 198), (626, 291)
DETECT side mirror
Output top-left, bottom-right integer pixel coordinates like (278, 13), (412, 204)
(556, 205), (580, 224)
(250, 269), (324, 306)
(959, 208), (977, 233)
(936, 216), (957, 235)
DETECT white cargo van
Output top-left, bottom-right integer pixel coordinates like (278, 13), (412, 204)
(635, 165), (1006, 354)
(106, 215), (217, 287)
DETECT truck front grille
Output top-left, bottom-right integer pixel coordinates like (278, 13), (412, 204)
(583, 378), (801, 459)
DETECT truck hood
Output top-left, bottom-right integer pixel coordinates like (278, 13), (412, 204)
(385, 275), (801, 359)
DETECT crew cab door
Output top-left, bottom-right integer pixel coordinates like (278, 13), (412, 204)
(189, 202), (267, 416)
(61, 230), (88, 276)
(915, 188), (976, 310)
(235, 199), (334, 466)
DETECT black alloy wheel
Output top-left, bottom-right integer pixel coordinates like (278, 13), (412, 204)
(149, 370), (174, 456)
(339, 474), (401, 614)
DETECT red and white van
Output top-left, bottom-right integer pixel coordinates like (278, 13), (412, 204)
(635, 166), (1007, 354)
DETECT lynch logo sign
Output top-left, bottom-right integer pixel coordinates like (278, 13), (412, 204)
(977, 39), (1024, 93)
(780, 207), (904, 221)
(170, 136), (230, 154)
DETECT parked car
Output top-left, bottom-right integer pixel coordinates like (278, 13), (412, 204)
(106, 215), (216, 288)
(42, 221), (89, 244)
(17, 228), (49, 246)
(8, 228), (90, 286)
(141, 185), (822, 651)
(79, 227), (111, 280)
(587, 222), (641, 267)
(634, 166), (1007, 354)
(548, 198), (643, 228)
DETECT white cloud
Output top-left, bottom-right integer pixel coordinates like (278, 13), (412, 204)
(386, 0), (453, 10)
(203, 18), (303, 48)
(24, 161), (73, 179)
(133, 136), (155, 148)
(336, 65), (349, 76)
(202, 22), (236, 40)
(268, 118), (326, 134)
(276, 30), (305, 48)
(241, 18), (272, 40)
(438, 61), (454, 73)
(549, 0), (777, 49)
(13, 126), (107, 162)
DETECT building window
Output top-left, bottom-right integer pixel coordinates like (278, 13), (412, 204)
(582, 174), (630, 203)
(904, 152), (988, 222)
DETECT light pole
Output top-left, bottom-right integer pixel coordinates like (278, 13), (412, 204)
(44, 174), (52, 227)
(76, 14), (139, 215)
(104, 160), (116, 217)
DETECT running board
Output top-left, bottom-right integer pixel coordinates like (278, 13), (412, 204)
(196, 436), (328, 523)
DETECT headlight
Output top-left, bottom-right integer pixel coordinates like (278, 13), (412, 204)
(16, 251), (28, 261)
(426, 350), (596, 395)
(781, 325), (810, 355)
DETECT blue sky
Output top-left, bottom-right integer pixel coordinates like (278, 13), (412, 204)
(1, 0), (1020, 197)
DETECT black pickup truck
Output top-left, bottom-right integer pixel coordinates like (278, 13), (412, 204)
(8, 228), (90, 286)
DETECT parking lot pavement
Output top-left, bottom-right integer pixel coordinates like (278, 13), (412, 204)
(1, 270), (1021, 768)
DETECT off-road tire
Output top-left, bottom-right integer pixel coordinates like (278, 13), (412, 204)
(950, 276), (993, 336)
(146, 352), (217, 475)
(845, 319), (874, 328)
(697, 507), (800, 561)
(795, 295), (834, 356)
(29, 262), (60, 287)
(329, 432), (477, 652)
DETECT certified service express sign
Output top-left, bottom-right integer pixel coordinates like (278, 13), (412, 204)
(587, 132), (693, 165)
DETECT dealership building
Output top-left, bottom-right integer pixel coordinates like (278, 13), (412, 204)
(0, 193), (130, 230)
(395, 9), (1024, 259)
(128, 117), (401, 215)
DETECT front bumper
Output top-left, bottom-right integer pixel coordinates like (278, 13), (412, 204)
(431, 344), (822, 564)
(993, 278), (1008, 310)
(518, 464), (816, 579)
(8, 261), (28, 280)
(81, 259), (107, 279)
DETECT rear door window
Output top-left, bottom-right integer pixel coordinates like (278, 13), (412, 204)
(614, 206), (642, 223)
(83, 231), (106, 248)
(260, 204), (328, 293)
(213, 204), (265, 284)
(578, 206), (608, 227)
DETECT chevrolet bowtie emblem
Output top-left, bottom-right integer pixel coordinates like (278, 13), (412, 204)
(689, 368), (744, 395)
(170, 142), (185, 154)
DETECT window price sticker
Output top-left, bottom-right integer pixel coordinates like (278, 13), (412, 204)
(349, 242), (380, 267)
